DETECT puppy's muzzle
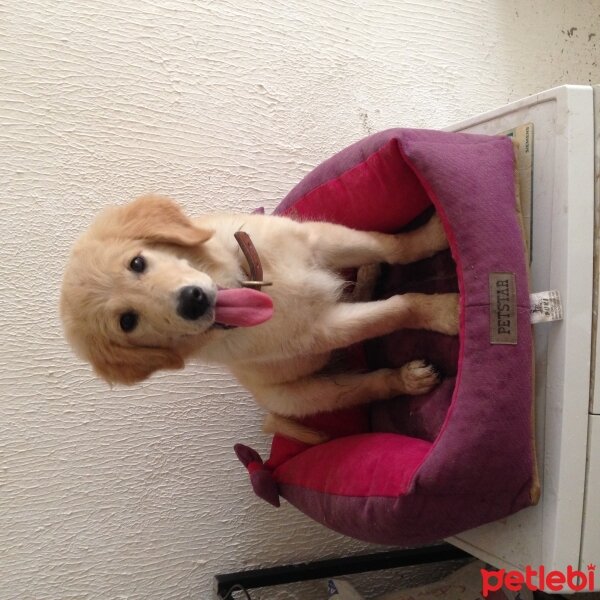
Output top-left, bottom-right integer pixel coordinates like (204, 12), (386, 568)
(177, 286), (211, 320)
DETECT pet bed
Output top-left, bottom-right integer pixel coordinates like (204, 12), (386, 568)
(235, 128), (539, 546)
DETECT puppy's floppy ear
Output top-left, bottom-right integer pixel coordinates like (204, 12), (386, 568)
(94, 195), (213, 246)
(89, 339), (184, 385)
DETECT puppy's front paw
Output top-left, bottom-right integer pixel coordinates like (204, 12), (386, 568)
(431, 293), (460, 336)
(421, 213), (449, 255)
(404, 292), (459, 336)
(389, 212), (449, 264)
(395, 360), (440, 395)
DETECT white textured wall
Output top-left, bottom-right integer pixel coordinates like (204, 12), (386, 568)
(1, 1), (599, 599)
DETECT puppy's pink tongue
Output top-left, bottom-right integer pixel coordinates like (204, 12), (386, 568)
(215, 288), (273, 327)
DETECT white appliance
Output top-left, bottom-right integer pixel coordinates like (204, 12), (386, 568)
(445, 85), (598, 591)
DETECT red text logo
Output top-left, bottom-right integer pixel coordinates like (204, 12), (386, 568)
(481, 564), (596, 597)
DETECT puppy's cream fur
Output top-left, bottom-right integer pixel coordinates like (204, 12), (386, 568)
(61, 195), (458, 444)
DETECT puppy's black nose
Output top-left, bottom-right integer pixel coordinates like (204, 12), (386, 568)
(177, 286), (210, 320)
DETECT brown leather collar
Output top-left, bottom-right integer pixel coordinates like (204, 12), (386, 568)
(234, 231), (272, 290)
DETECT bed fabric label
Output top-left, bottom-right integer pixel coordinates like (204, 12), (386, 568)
(490, 272), (518, 344)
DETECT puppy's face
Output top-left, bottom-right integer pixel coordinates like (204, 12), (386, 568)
(60, 195), (216, 385)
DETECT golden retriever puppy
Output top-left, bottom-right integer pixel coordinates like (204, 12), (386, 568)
(61, 195), (458, 444)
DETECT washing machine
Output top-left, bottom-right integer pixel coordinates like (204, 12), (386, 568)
(445, 84), (598, 592)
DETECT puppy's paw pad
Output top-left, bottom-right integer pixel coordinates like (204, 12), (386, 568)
(398, 360), (440, 395)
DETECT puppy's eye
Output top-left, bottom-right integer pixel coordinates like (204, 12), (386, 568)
(130, 256), (146, 273)
(120, 312), (138, 333)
